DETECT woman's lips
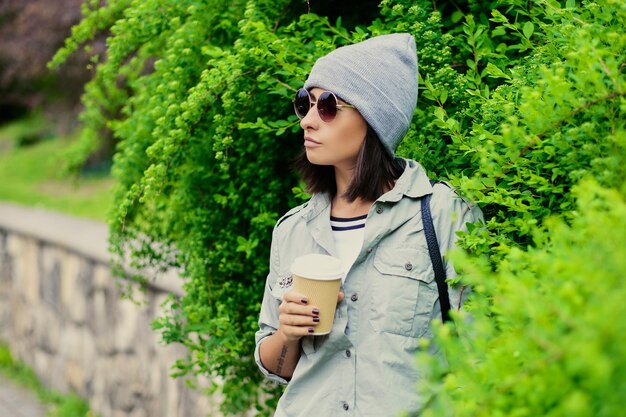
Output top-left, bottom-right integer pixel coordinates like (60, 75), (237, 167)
(304, 136), (322, 147)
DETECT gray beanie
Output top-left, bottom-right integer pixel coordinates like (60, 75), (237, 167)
(304, 33), (418, 157)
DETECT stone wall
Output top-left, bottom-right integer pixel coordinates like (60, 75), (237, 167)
(0, 203), (222, 417)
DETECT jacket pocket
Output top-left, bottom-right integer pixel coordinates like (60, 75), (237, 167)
(370, 246), (437, 337)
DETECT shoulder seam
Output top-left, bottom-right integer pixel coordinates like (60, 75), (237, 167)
(430, 180), (472, 205)
(429, 179), (451, 189)
(275, 203), (308, 229)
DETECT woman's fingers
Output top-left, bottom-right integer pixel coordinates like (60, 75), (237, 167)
(280, 324), (316, 340)
(281, 291), (319, 316)
(279, 312), (319, 327)
(278, 290), (320, 340)
(282, 290), (309, 305)
(278, 312), (318, 340)
(280, 300), (319, 316)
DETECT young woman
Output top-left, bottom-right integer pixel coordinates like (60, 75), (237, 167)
(255, 33), (483, 416)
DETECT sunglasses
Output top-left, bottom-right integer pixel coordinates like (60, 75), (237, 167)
(292, 88), (355, 123)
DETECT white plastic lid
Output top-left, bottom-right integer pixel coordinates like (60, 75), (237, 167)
(290, 254), (344, 280)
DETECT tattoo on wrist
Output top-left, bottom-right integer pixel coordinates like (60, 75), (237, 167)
(276, 345), (289, 375)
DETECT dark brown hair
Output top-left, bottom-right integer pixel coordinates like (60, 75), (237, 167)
(293, 126), (404, 202)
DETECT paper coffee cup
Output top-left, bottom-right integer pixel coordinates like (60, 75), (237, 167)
(291, 254), (344, 335)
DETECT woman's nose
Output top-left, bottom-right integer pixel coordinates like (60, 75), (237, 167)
(300, 103), (320, 130)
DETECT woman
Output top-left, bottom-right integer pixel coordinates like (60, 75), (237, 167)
(255, 33), (483, 416)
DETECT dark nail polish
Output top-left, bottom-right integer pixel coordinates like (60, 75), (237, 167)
(313, 316), (320, 323)
(312, 308), (320, 315)
(308, 327), (315, 334)
(301, 298), (308, 304)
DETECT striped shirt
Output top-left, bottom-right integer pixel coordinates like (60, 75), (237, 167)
(330, 214), (366, 281)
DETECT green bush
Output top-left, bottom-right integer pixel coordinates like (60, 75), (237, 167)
(51, 0), (625, 415)
(418, 180), (626, 417)
(410, 1), (626, 416)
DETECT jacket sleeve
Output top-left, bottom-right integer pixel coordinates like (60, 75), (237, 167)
(430, 183), (484, 311)
(254, 226), (290, 385)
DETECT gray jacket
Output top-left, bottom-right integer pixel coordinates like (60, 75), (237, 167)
(255, 159), (484, 416)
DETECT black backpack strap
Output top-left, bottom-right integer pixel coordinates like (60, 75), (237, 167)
(422, 181), (451, 323)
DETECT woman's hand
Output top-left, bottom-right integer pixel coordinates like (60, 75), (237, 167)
(259, 290), (345, 378)
(277, 290), (345, 342)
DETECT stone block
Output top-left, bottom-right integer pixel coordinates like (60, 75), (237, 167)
(58, 325), (86, 363)
(9, 236), (40, 303)
(108, 353), (145, 412)
(65, 360), (84, 392)
(113, 298), (141, 353)
(163, 374), (181, 417)
(39, 245), (62, 308)
(0, 230), (12, 291)
(93, 263), (111, 290)
(33, 349), (51, 382)
(32, 347), (68, 393)
(91, 357), (110, 416)
(59, 252), (84, 323)
(11, 295), (35, 341)
(35, 305), (61, 354)
(6, 234), (22, 287)
(129, 408), (148, 417)
(79, 327), (96, 385)
(90, 288), (115, 355)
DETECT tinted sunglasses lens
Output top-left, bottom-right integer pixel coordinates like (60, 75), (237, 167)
(293, 89), (310, 119)
(317, 92), (338, 122)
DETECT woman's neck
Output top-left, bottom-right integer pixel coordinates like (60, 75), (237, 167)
(331, 164), (374, 218)
(331, 194), (373, 218)
(334, 164), (353, 197)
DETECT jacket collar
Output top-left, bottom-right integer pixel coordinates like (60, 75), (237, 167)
(300, 158), (432, 222)
(377, 158), (433, 202)
(302, 192), (331, 223)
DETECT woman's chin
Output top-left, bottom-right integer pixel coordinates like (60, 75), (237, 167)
(305, 151), (334, 166)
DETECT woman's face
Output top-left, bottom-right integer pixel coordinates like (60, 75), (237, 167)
(300, 88), (368, 169)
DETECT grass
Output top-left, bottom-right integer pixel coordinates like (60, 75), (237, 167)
(0, 342), (96, 417)
(0, 115), (114, 222)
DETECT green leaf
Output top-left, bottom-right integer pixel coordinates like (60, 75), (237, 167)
(440, 90), (448, 105)
(451, 11), (464, 24)
(485, 62), (511, 80)
(434, 106), (446, 121)
(523, 21), (534, 39)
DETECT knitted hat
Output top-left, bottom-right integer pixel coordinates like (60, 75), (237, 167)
(303, 33), (418, 157)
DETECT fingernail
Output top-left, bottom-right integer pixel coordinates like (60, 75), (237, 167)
(308, 327), (315, 334)
(301, 298), (308, 304)
(312, 308), (320, 315)
(313, 316), (320, 323)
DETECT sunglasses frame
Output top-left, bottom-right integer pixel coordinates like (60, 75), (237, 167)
(292, 88), (355, 122)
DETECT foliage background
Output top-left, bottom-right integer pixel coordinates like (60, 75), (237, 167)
(51, 0), (625, 415)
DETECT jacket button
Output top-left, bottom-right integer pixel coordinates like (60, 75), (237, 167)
(405, 263), (413, 271)
(345, 349), (351, 358)
(342, 402), (349, 411)
(375, 206), (383, 214)
(350, 293), (358, 302)
(366, 247), (373, 254)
